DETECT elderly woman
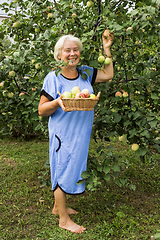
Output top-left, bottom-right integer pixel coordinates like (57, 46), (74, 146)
(38, 30), (114, 233)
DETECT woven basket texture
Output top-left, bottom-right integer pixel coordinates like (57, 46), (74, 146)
(58, 91), (101, 111)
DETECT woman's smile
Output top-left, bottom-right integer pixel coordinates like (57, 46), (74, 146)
(59, 40), (80, 66)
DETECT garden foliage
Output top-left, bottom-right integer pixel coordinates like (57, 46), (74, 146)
(0, 0), (159, 188)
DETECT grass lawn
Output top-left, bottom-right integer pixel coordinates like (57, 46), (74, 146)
(0, 137), (160, 240)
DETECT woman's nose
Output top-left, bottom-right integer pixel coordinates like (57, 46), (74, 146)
(70, 50), (75, 55)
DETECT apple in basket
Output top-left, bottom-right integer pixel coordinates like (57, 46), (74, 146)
(62, 91), (72, 98)
(89, 94), (96, 99)
(81, 89), (90, 98)
(71, 86), (80, 97)
(75, 92), (85, 98)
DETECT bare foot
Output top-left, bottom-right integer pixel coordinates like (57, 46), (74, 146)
(59, 217), (86, 233)
(52, 207), (78, 215)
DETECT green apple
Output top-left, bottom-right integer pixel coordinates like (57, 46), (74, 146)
(103, 29), (110, 38)
(98, 56), (105, 63)
(62, 91), (72, 98)
(131, 144), (139, 151)
(46, 6), (52, 12)
(72, 13), (77, 18)
(123, 92), (128, 98)
(0, 82), (4, 87)
(89, 94), (96, 99)
(87, 1), (94, 7)
(119, 135), (126, 142)
(104, 57), (111, 65)
(13, 22), (20, 28)
(35, 63), (42, 69)
(71, 86), (80, 96)
(48, 13), (53, 19)
(31, 59), (35, 64)
(35, 28), (40, 33)
(2, 90), (7, 96)
(8, 92), (14, 98)
(9, 71), (16, 77)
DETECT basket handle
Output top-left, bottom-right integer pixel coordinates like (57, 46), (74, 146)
(57, 91), (63, 99)
(96, 92), (101, 99)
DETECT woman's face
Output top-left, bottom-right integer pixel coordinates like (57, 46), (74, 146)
(59, 40), (80, 67)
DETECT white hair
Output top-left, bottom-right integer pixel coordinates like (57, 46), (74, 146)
(54, 35), (83, 62)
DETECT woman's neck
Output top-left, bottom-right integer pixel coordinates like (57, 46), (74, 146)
(62, 66), (78, 79)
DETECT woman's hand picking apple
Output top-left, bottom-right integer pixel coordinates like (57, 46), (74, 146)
(102, 30), (114, 50)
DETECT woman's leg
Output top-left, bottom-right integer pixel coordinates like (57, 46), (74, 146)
(54, 187), (86, 233)
(52, 201), (78, 215)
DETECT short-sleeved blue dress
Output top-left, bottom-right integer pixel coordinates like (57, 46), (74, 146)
(41, 65), (97, 194)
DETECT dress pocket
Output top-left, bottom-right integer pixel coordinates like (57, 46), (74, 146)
(55, 134), (61, 152)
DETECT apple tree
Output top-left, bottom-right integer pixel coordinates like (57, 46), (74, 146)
(0, 0), (159, 189)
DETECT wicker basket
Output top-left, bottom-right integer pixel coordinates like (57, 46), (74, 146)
(58, 91), (101, 111)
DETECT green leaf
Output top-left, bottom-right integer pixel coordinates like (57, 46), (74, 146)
(140, 130), (150, 138)
(154, 233), (160, 239)
(76, 180), (84, 185)
(151, 93), (159, 99)
(81, 73), (87, 80)
(103, 166), (110, 174)
(84, 68), (91, 76)
(112, 164), (121, 172)
(114, 113), (121, 123)
(150, 120), (158, 128)
(104, 174), (110, 181)
(81, 171), (90, 179)
(129, 184), (136, 191)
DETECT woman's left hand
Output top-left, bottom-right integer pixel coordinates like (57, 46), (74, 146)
(102, 30), (114, 49)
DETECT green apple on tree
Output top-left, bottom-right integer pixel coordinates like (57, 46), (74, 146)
(87, 1), (94, 7)
(123, 92), (129, 98)
(35, 63), (42, 69)
(8, 92), (14, 98)
(103, 29), (110, 38)
(104, 57), (111, 65)
(131, 144), (139, 151)
(48, 13), (53, 19)
(119, 135), (126, 142)
(9, 71), (16, 77)
(13, 22), (20, 28)
(0, 82), (4, 87)
(98, 55), (105, 63)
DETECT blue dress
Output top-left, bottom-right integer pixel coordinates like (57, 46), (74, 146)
(41, 66), (97, 194)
